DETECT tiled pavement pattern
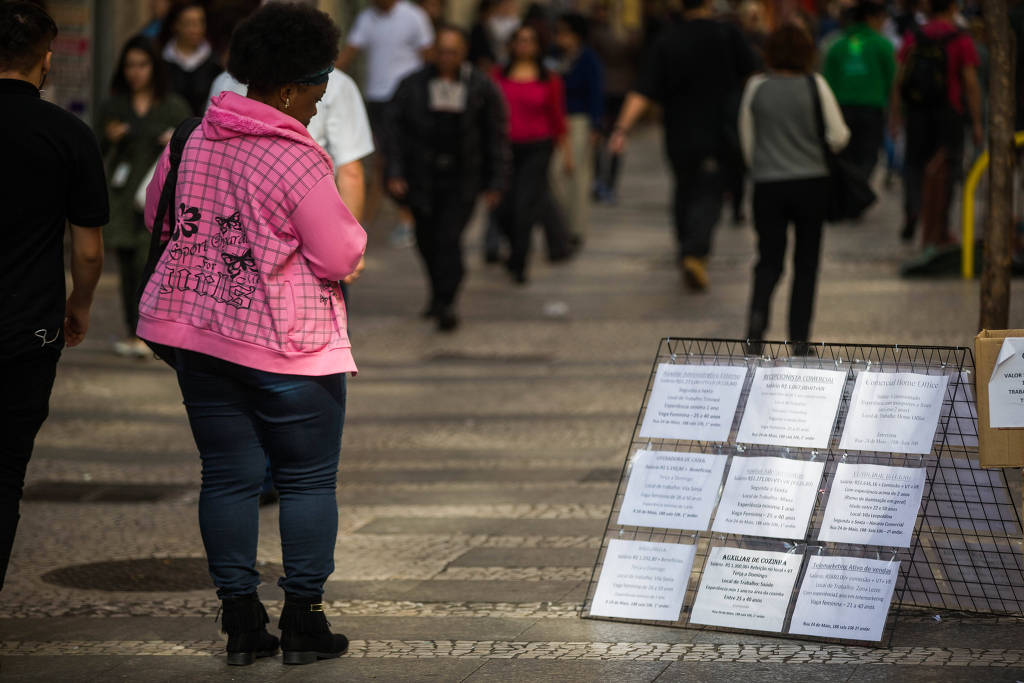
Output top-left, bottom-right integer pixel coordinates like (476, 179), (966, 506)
(2, 129), (1024, 682)
(5, 640), (1024, 666)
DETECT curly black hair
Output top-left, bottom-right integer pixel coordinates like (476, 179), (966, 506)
(228, 3), (340, 93)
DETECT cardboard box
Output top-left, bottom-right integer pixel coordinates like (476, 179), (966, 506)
(975, 329), (1024, 467)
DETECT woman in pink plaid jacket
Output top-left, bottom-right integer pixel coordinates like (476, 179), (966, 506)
(140, 3), (365, 668)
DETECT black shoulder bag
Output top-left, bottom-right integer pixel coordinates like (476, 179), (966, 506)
(136, 116), (201, 364)
(806, 75), (876, 222)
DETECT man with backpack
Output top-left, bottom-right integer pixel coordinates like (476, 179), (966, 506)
(824, 0), (896, 214)
(891, 0), (982, 246)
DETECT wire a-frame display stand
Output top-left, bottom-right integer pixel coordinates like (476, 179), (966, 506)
(581, 338), (1024, 648)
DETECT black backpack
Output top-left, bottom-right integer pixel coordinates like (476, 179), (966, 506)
(900, 30), (959, 108)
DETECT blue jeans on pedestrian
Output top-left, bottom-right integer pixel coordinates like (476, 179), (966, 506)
(172, 349), (345, 599)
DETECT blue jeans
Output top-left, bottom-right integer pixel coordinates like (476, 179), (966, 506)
(172, 349), (345, 599)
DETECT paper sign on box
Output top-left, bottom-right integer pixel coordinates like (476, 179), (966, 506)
(974, 329), (1024, 467)
(988, 338), (1024, 428)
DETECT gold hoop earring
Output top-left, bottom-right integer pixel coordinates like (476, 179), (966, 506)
(284, 97), (291, 110)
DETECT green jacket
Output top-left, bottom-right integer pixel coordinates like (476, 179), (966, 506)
(95, 93), (191, 249)
(823, 24), (896, 110)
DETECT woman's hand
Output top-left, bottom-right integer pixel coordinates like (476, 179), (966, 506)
(483, 190), (502, 209)
(387, 177), (408, 198)
(608, 129), (627, 155)
(342, 256), (365, 284)
(562, 153), (575, 177)
(106, 120), (130, 143)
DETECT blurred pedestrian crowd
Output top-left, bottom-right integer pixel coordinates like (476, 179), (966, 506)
(87, 0), (1022, 349)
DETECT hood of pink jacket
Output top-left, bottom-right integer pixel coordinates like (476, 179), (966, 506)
(203, 92), (334, 169)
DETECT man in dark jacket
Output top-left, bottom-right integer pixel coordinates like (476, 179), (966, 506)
(384, 26), (509, 331)
(609, 0), (755, 292)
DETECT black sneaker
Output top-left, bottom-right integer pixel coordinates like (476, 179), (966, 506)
(437, 306), (459, 332)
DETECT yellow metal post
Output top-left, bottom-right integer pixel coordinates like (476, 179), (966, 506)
(960, 131), (1024, 279)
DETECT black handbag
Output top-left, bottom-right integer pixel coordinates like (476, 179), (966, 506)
(136, 117), (201, 364)
(806, 75), (876, 222)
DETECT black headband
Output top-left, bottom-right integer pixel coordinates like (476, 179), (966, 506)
(296, 65), (332, 85)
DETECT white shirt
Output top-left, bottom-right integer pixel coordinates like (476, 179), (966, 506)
(163, 40), (212, 72)
(206, 70), (374, 170)
(306, 69), (375, 167)
(207, 70), (247, 108)
(347, 0), (434, 102)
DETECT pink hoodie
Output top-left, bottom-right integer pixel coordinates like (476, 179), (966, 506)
(139, 92), (366, 376)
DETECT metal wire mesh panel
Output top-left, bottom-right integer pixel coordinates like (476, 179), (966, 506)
(581, 338), (1024, 648)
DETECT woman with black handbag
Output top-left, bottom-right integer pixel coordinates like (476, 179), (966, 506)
(738, 24), (849, 351)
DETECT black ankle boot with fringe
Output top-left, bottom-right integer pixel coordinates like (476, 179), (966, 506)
(278, 595), (349, 665)
(220, 594), (279, 666)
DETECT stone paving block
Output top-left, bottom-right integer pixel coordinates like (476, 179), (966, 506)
(889, 622), (1024, 650)
(465, 659), (670, 682)
(342, 468), (602, 485)
(290, 659), (487, 681)
(395, 579), (581, 603)
(448, 548), (597, 568)
(0, 617), (218, 642)
(103, 656), (309, 682)
(516, 621), (696, 645)
(354, 518), (607, 537)
(319, 617), (537, 641)
(658, 663), (856, 682)
(0, 656), (126, 682)
(339, 484), (616, 507)
(846, 665), (1024, 682)
(688, 630), (809, 647)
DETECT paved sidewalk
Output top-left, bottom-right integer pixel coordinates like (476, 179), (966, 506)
(2, 128), (1024, 682)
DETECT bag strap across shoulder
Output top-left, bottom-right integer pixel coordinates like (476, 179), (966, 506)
(135, 116), (201, 366)
(140, 117), (201, 289)
(138, 117), (201, 307)
(805, 74), (828, 156)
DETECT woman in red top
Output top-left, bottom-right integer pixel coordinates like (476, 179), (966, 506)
(491, 25), (571, 283)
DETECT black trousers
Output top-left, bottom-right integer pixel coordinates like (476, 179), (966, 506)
(747, 177), (830, 343)
(497, 140), (568, 278)
(839, 105), (885, 190)
(117, 246), (145, 336)
(411, 185), (476, 309)
(668, 151), (725, 260)
(903, 107), (964, 228)
(0, 352), (58, 589)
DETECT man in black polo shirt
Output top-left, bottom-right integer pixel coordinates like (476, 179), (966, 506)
(0, 1), (108, 589)
(609, 0), (755, 292)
